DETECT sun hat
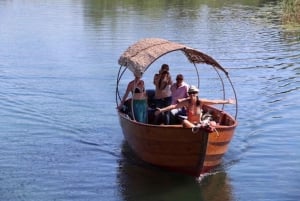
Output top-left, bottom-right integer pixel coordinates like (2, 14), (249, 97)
(188, 85), (199, 93)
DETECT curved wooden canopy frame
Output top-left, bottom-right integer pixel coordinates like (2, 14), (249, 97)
(116, 38), (238, 119)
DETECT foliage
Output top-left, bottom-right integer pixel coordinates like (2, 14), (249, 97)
(282, 0), (300, 24)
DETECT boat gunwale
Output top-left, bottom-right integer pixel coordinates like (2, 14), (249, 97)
(117, 106), (238, 130)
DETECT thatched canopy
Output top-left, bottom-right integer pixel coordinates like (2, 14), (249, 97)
(118, 38), (227, 75)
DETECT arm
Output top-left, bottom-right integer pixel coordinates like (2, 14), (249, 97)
(156, 104), (176, 113)
(177, 97), (189, 103)
(155, 101), (186, 115)
(167, 74), (172, 85)
(153, 74), (159, 85)
(118, 82), (132, 108)
(200, 98), (236, 105)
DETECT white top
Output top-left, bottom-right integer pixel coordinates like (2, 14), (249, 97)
(153, 73), (172, 99)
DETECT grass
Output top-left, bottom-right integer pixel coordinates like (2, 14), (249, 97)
(282, 0), (300, 24)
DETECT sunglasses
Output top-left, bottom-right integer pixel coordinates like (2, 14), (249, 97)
(188, 92), (198, 95)
(176, 78), (183, 81)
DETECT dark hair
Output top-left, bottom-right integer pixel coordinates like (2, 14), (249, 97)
(176, 74), (183, 80)
(196, 97), (201, 106)
(160, 64), (169, 72)
(189, 96), (201, 106)
(161, 64), (169, 69)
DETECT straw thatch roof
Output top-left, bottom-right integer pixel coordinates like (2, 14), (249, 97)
(118, 38), (227, 74)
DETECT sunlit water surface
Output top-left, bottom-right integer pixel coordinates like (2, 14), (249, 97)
(0, 1), (299, 201)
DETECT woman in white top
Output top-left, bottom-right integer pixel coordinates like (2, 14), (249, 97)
(153, 64), (172, 124)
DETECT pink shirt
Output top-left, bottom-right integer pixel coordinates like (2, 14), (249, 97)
(170, 82), (189, 104)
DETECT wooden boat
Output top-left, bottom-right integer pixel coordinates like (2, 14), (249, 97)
(115, 38), (238, 177)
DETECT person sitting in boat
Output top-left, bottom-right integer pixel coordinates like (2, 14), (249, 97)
(118, 70), (148, 123)
(153, 64), (172, 124)
(169, 74), (189, 124)
(155, 85), (235, 128)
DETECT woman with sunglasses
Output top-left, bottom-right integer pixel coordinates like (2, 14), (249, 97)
(155, 85), (235, 128)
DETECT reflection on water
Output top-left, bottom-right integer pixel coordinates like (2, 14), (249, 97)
(117, 142), (234, 201)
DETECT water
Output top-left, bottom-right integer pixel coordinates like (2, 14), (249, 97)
(0, 0), (299, 200)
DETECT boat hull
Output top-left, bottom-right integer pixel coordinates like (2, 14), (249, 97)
(118, 107), (237, 176)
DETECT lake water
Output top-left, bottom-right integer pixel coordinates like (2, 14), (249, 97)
(0, 0), (299, 200)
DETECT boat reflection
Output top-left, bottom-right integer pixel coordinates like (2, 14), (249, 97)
(117, 141), (235, 201)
